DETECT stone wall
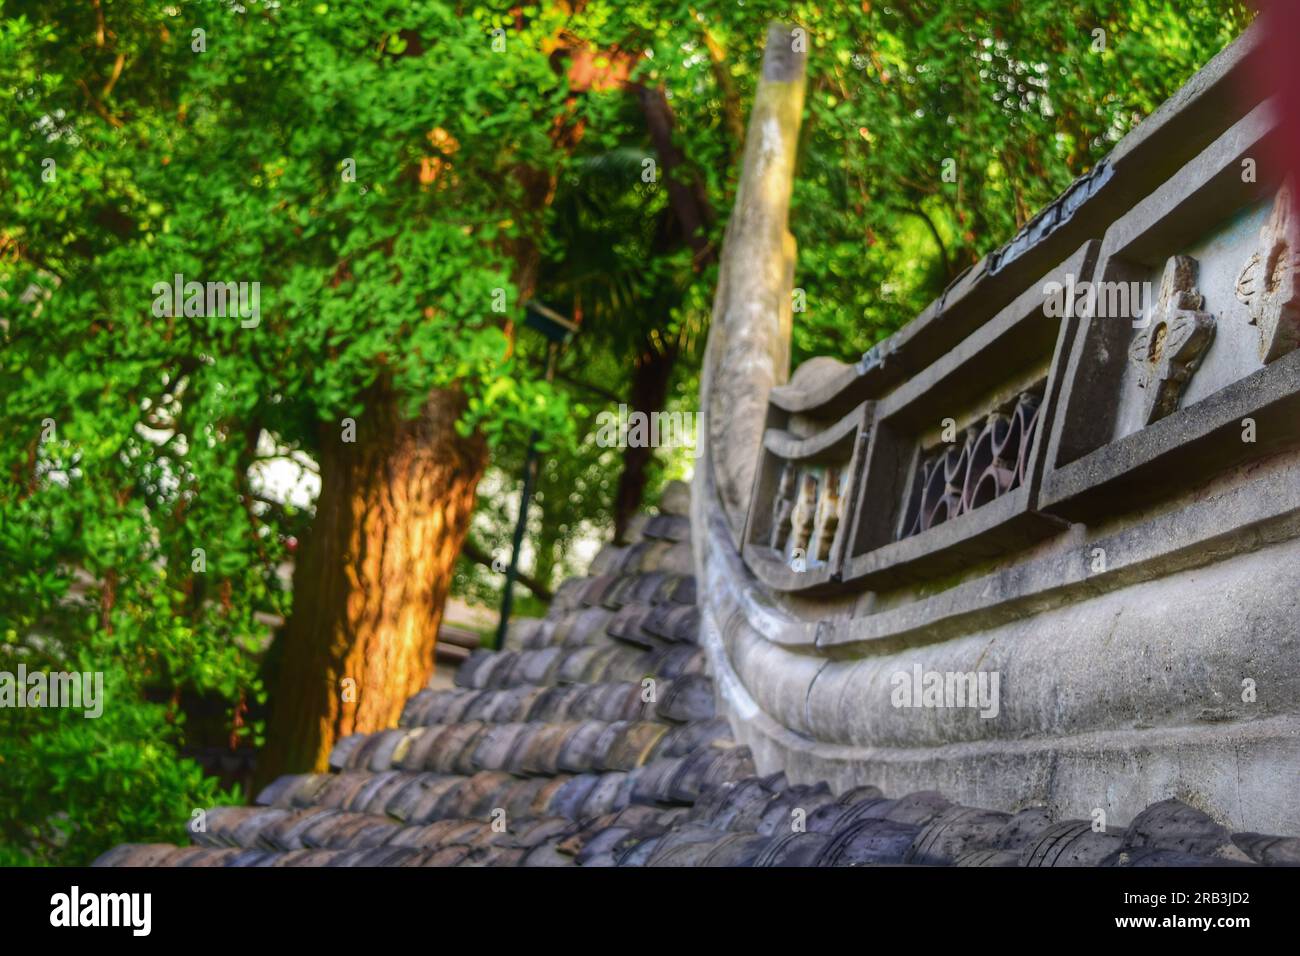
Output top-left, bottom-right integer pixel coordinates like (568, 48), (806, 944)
(695, 24), (1300, 834)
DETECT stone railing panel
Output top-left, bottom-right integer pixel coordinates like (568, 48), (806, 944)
(1039, 100), (1300, 521)
(839, 243), (1096, 586)
(741, 387), (872, 593)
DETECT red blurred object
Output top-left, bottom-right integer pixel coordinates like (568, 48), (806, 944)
(1253, 2), (1300, 199)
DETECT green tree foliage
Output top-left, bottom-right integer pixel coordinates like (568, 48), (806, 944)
(573, 0), (1253, 361)
(1, 0), (584, 864)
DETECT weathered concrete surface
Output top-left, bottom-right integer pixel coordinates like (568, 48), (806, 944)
(696, 397), (1300, 829)
(696, 472), (1300, 832)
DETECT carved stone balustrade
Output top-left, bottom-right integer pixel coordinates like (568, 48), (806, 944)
(704, 24), (1300, 836)
(739, 91), (1300, 592)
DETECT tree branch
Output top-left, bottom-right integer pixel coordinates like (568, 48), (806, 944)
(461, 537), (553, 602)
(894, 204), (952, 281)
(77, 78), (123, 128)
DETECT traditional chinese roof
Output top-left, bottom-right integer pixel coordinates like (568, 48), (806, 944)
(97, 482), (1299, 868)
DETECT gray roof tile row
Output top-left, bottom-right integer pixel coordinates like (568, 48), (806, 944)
(99, 483), (1299, 867)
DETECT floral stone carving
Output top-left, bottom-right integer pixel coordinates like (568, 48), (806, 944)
(1129, 254), (1215, 425)
(1235, 183), (1300, 364)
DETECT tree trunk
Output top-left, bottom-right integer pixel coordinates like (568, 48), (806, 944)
(255, 381), (487, 787)
(612, 343), (677, 542)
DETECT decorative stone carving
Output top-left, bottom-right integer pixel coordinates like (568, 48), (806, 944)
(899, 390), (1042, 540)
(1128, 255), (1215, 425)
(787, 471), (818, 560)
(768, 465), (844, 569)
(768, 463), (797, 551)
(1235, 183), (1300, 364)
(810, 466), (842, 562)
